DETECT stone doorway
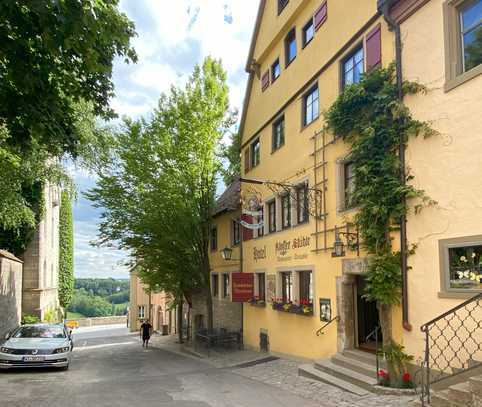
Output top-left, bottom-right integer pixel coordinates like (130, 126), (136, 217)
(337, 258), (380, 353)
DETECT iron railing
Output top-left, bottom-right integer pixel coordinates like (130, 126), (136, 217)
(316, 316), (339, 336)
(366, 325), (381, 380)
(420, 293), (482, 406)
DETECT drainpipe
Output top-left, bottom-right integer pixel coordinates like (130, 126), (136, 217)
(378, 0), (412, 332)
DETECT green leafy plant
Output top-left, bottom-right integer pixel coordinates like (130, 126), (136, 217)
(378, 342), (414, 388)
(59, 190), (74, 308)
(324, 65), (436, 387)
(22, 315), (40, 325)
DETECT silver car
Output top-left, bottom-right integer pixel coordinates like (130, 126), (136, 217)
(0, 324), (73, 370)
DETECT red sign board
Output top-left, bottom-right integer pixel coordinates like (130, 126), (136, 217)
(231, 273), (254, 303)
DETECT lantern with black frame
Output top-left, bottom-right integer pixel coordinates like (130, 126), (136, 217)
(331, 224), (359, 258)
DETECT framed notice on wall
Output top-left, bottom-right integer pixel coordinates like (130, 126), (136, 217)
(266, 274), (276, 302)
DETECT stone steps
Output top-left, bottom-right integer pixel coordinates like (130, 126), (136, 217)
(332, 352), (379, 377)
(298, 363), (370, 396)
(314, 359), (378, 391)
(411, 374), (482, 406)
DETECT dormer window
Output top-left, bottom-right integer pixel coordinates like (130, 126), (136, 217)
(278, 0), (289, 15)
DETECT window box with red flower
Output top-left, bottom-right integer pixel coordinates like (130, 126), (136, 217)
(271, 298), (313, 316)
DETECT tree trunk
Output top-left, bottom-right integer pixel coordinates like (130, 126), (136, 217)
(378, 302), (399, 386)
(177, 301), (183, 344)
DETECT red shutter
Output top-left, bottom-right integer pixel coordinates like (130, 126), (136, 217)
(366, 24), (381, 71)
(314, 2), (327, 31)
(242, 214), (253, 241)
(261, 70), (270, 92)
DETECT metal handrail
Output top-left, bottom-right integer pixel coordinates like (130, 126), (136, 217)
(365, 325), (381, 380)
(421, 292), (482, 332)
(316, 316), (339, 336)
(420, 292), (482, 406)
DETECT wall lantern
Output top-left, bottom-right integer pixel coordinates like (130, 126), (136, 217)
(331, 225), (359, 257)
(221, 246), (233, 261)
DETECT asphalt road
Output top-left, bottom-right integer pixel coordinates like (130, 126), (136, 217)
(0, 325), (318, 407)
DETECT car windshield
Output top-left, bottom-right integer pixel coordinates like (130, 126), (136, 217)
(13, 326), (65, 339)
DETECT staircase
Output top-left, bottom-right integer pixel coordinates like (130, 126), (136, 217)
(299, 349), (380, 395)
(410, 374), (482, 406)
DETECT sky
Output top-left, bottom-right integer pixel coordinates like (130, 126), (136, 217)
(73, 0), (259, 279)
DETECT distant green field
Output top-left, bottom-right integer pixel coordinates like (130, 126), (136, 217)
(66, 311), (86, 320)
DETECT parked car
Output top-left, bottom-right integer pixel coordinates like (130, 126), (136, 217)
(0, 324), (73, 370)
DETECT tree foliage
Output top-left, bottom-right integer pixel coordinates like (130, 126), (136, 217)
(221, 131), (241, 185)
(58, 190), (74, 308)
(87, 57), (235, 330)
(324, 65), (436, 305)
(0, 1), (136, 250)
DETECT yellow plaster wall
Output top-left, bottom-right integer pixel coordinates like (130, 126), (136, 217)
(210, 209), (241, 274)
(400, 0), (482, 360)
(243, 0), (381, 142)
(241, 0), (397, 360)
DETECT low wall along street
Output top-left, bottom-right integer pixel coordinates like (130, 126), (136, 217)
(0, 251), (23, 338)
(66, 315), (127, 328)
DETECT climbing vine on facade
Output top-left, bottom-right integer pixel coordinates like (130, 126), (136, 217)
(325, 64), (436, 305)
(58, 190), (74, 309)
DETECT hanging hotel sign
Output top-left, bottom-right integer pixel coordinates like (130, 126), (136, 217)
(275, 236), (311, 261)
(240, 219), (264, 230)
(231, 273), (254, 302)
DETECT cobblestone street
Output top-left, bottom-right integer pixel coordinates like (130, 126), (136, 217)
(236, 358), (415, 407)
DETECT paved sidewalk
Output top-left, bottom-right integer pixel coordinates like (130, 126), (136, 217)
(150, 334), (418, 407)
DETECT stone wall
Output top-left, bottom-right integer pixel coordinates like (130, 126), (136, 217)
(0, 251), (23, 338)
(66, 316), (127, 328)
(191, 291), (242, 338)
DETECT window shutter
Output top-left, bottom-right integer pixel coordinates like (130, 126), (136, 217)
(365, 24), (381, 71)
(314, 2), (327, 31)
(244, 149), (250, 173)
(261, 70), (270, 91)
(241, 214), (253, 241)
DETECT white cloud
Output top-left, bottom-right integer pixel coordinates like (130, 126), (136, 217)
(74, 1), (258, 278)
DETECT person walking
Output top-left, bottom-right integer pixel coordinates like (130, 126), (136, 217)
(140, 319), (152, 348)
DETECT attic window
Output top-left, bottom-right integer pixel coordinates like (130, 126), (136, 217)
(278, 0), (289, 15)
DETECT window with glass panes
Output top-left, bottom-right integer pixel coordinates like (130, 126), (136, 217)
(268, 200), (276, 233)
(210, 226), (217, 251)
(257, 207), (264, 237)
(296, 183), (309, 224)
(460, 0), (482, 72)
(250, 138), (260, 168)
(258, 273), (266, 300)
(222, 274), (230, 298)
(272, 116), (285, 151)
(303, 85), (319, 126)
(281, 194), (291, 229)
(271, 59), (281, 82)
(343, 47), (364, 87)
(285, 29), (297, 66)
(344, 162), (356, 208)
(211, 274), (219, 297)
(298, 270), (313, 303)
(302, 19), (314, 47)
(281, 272), (293, 302)
(232, 220), (240, 245)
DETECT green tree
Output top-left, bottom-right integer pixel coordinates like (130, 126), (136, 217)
(58, 190), (74, 308)
(221, 131), (241, 185)
(0, 1), (137, 250)
(87, 57), (235, 338)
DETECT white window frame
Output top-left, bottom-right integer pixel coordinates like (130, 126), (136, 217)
(138, 305), (145, 319)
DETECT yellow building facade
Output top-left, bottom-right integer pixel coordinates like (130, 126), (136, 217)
(239, 0), (481, 362)
(240, 0), (398, 360)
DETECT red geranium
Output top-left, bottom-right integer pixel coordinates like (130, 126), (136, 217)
(377, 369), (388, 378)
(402, 372), (411, 382)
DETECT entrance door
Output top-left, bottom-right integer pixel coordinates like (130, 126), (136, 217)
(355, 275), (381, 352)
